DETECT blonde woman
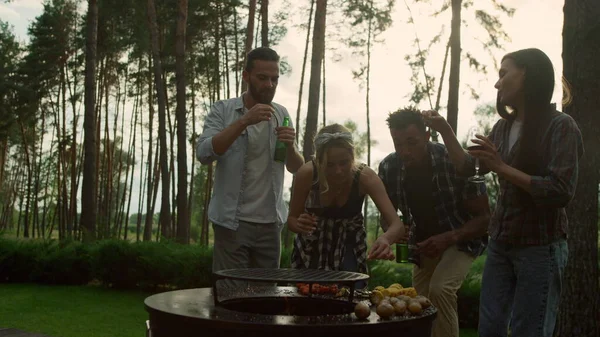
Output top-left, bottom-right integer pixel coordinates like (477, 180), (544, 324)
(288, 124), (405, 281)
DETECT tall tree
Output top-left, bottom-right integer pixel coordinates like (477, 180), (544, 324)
(81, 0), (98, 242)
(294, 0), (315, 143)
(175, 0), (189, 244)
(556, 0), (600, 335)
(0, 21), (21, 185)
(302, 0), (327, 161)
(241, 0), (257, 93)
(147, 0), (171, 239)
(260, 0), (269, 46)
(446, 0), (461, 133)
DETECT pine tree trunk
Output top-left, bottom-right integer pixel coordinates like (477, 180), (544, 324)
(102, 72), (112, 239)
(302, 0), (327, 161)
(125, 85), (141, 240)
(144, 53), (154, 242)
(241, 0), (257, 93)
(260, 0), (268, 46)
(233, 7), (241, 96)
(431, 40), (451, 143)
(321, 45), (326, 127)
(219, 2), (231, 99)
(147, 0), (172, 240)
(188, 73), (197, 240)
(175, 0), (190, 244)
(114, 75), (127, 237)
(446, 0), (461, 133)
(295, 0), (315, 143)
(94, 59), (104, 238)
(18, 122), (32, 238)
(0, 138), (6, 187)
(556, 1), (600, 335)
(61, 65), (71, 238)
(363, 3), (373, 230)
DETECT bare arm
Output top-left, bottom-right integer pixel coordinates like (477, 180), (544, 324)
(287, 163), (317, 234)
(362, 168), (406, 245)
(422, 110), (470, 172)
(438, 127), (470, 173)
(285, 145), (304, 174)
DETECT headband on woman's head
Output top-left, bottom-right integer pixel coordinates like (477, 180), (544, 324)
(314, 131), (353, 150)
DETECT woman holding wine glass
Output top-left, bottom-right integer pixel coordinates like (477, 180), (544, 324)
(464, 126), (486, 183)
(288, 124), (406, 281)
(423, 48), (584, 337)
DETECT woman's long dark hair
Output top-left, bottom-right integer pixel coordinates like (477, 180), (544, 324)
(496, 48), (556, 176)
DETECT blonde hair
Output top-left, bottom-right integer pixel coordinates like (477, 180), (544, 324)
(313, 124), (357, 194)
(561, 76), (573, 107)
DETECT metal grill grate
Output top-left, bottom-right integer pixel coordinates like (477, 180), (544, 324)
(213, 268), (369, 283)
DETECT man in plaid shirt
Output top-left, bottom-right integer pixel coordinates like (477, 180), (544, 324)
(378, 107), (490, 337)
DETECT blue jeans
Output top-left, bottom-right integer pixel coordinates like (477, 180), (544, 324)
(478, 238), (568, 337)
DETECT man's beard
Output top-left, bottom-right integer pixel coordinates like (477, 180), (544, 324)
(249, 84), (276, 104)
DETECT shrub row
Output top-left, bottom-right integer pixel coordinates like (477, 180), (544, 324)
(0, 238), (211, 290)
(0, 238), (297, 290)
(0, 237), (482, 327)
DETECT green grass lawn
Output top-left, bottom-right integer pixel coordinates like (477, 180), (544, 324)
(0, 283), (478, 337)
(0, 284), (150, 337)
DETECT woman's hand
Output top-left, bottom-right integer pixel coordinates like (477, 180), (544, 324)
(422, 110), (452, 135)
(288, 213), (317, 235)
(468, 134), (506, 173)
(368, 236), (395, 261)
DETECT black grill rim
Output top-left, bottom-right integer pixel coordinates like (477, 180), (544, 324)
(213, 268), (369, 283)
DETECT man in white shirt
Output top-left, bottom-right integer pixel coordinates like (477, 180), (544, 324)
(197, 47), (304, 288)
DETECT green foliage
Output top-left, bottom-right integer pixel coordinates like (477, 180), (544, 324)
(367, 259), (413, 288)
(404, 0), (515, 106)
(0, 239), (43, 282)
(342, 0), (395, 87)
(91, 239), (214, 290)
(0, 237), (297, 290)
(0, 20), (22, 136)
(367, 256), (484, 329)
(31, 240), (92, 285)
(92, 240), (141, 289)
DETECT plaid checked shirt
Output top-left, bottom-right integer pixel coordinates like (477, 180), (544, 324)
(472, 111), (584, 245)
(291, 163), (369, 275)
(378, 142), (487, 266)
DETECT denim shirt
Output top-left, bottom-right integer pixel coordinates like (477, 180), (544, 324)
(196, 96), (293, 230)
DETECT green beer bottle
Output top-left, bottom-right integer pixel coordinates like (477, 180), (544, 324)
(396, 214), (409, 263)
(274, 116), (290, 163)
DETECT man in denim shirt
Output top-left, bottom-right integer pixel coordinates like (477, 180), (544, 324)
(196, 47), (304, 288)
(378, 107), (490, 337)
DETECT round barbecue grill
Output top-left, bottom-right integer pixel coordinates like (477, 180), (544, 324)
(144, 268), (437, 337)
(212, 268), (369, 304)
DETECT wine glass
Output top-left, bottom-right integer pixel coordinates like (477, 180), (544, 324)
(466, 126), (486, 183)
(304, 189), (323, 239)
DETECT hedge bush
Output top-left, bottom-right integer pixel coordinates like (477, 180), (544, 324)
(0, 237), (483, 327)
